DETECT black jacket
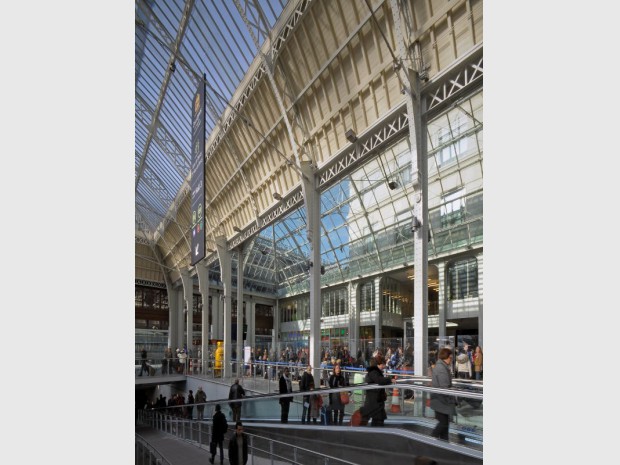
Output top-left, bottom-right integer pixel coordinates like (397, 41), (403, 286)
(229, 383), (246, 408)
(328, 372), (348, 407)
(299, 371), (314, 392)
(279, 375), (292, 404)
(363, 365), (391, 407)
(212, 410), (228, 442)
(228, 433), (248, 465)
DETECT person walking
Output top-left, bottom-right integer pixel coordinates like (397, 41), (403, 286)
(299, 365), (315, 424)
(473, 346), (483, 380)
(209, 404), (228, 464)
(163, 347), (173, 375)
(228, 379), (246, 422)
(228, 421), (248, 465)
(360, 355), (393, 426)
(279, 367), (293, 423)
(328, 363), (348, 425)
(186, 389), (195, 420)
(195, 386), (207, 420)
(139, 348), (149, 376)
(430, 347), (457, 441)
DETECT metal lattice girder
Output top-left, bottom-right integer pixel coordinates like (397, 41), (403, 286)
(135, 93), (190, 178)
(237, 0), (272, 45)
(424, 45), (483, 116)
(135, 0), (195, 190)
(205, 0), (312, 163)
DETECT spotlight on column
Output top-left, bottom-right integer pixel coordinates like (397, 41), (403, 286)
(345, 129), (357, 143)
(207, 248), (215, 253)
(273, 192), (282, 201)
(233, 225), (242, 233)
(320, 265), (325, 275)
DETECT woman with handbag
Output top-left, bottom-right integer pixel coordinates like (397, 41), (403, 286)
(328, 363), (349, 425)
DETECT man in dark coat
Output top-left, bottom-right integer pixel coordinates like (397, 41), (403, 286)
(299, 365), (315, 423)
(228, 379), (246, 422)
(228, 421), (248, 465)
(195, 386), (207, 420)
(186, 390), (195, 420)
(278, 367), (293, 423)
(139, 348), (149, 376)
(430, 347), (457, 440)
(209, 404), (228, 464)
(360, 355), (393, 426)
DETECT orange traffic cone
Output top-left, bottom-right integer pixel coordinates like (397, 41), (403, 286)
(390, 377), (401, 414)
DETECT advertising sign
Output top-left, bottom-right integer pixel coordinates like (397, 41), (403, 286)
(190, 76), (206, 265)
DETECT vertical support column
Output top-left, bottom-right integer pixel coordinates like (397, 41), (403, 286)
(477, 253), (483, 348)
(390, 0), (429, 377)
(213, 290), (220, 340)
(167, 283), (178, 350)
(196, 261), (210, 373)
(348, 282), (359, 359)
(272, 227), (279, 354)
(181, 270), (193, 355)
(374, 276), (383, 350)
(273, 299), (280, 353)
(301, 161), (321, 369)
(438, 262), (446, 338)
(248, 299), (256, 349)
(176, 289), (185, 349)
(216, 236), (233, 378)
(236, 247), (244, 372)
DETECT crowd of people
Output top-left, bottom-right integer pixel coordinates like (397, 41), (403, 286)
(139, 343), (482, 465)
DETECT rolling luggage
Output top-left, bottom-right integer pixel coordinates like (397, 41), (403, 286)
(148, 365), (156, 376)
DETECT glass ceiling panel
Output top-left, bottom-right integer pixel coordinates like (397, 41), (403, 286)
(135, 0), (287, 235)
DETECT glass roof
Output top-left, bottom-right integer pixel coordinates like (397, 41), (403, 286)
(135, 0), (288, 236)
(135, 1), (484, 298)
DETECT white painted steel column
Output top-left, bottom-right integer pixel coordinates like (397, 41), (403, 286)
(374, 276), (383, 350)
(438, 262), (446, 338)
(391, 0), (429, 377)
(176, 289), (185, 349)
(212, 290), (220, 340)
(181, 270), (193, 354)
(348, 282), (359, 359)
(236, 247), (244, 371)
(301, 161), (321, 369)
(273, 300), (279, 353)
(196, 261), (210, 373)
(248, 299), (256, 349)
(167, 283), (178, 350)
(477, 253), (483, 348)
(216, 235), (233, 378)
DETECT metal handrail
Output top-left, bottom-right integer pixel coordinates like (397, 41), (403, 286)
(243, 431), (360, 465)
(135, 432), (174, 465)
